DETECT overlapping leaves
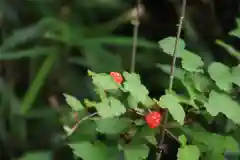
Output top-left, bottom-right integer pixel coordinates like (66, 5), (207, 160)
(204, 91), (240, 125)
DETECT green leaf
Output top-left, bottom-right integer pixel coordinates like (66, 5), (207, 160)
(123, 72), (149, 104)
(69, 141), (111, 160)
(191, 73), (211, 92)
(92, 73), (120, 90)
(96, 117), (131, 134)
(1, 47), (58, 60)
(204, 152), (225, 160)
(63, 94), (84, 111)
(19, 151), (52, 160)
(156, 64), (185, 80)
(230, 18), (240, 38)
(231, 65), (240, 87)
(181, 51), (204, 72)
(179, 135), (187, 146)
(158, 37), (185, 57)
(158, 94), (185, 125)
(96, 97), (126, 118)
(136, 126), (158, 145)
(124, 143), (149, 160)
(142, 96), (155, 107)
(204, 91), (240, 124)
(177, 145), (200, 160)
(68, 121), (97, 141)
(183, 128), (239, 153)
(208, 62), (233, 92)
(127, 95), (139, 109)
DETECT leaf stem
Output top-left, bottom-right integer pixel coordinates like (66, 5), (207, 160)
(130, 0), (141, 73)
(165, 129), (181, 144)
(157, 0), (186, 159)
(67, 112), (98, 136)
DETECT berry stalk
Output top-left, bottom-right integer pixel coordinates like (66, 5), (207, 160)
(157, 0), (187, 159)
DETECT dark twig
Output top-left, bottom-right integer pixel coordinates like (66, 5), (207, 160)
(130, 0), (141, 73)
(67, 112), (98, 136)
(157, 0), (186, 159)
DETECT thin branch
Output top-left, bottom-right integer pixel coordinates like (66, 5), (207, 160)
(130, 0), (141, 73)
(165, 129), (181, 144)
(67, 112), (98, 136)
(157, 0), (186, 159)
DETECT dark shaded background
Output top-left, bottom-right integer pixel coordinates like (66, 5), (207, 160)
(0, 0), (240, 159)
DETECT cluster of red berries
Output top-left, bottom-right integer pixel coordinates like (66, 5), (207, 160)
(109, 72), (162, 128)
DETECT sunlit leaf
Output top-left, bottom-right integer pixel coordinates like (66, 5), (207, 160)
(179, 135), (187, 146)
(204, 91), (240, 124)
(158, 37), (185, 57)
(191, 73), (212, 92)
(158, 93), (185, 125)
(96, 97), (126, 118)
(92, 73), (120, 90)
(181, 51), (204, 73)
(124, 143), (149, 160)
(69, 141), (110, 160)
(208, 62), (233, 92)
(123, 72), (149, 104)
(64, 94), (84, 111)
(96, 117), (131, 134)
(177, 145), (200, 160)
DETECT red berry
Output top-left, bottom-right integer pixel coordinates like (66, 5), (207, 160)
(110, 72), (123, 84)
(145, 111), (161, 128)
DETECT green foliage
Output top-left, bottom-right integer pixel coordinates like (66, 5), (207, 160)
(96, 97), (127, 118)
(19, 152), (52, 160)
(208, 62), (233, 92)
(96, 117), (131, 134)
(64, 94), (85, 111)
(204, 91), (240, 124)
(62, 34), (240, 160)
(123, 72), (149, 104)
(1, 1), (240, 159)
(158, 93), (185, 125)
(69, 141), (112, 160)
(63, 52), (239, 160)
(230, 18), (240, 38)
(123, 143), (149, 160)
(183, 127), (239, 153)
(177, 145), (200, 160)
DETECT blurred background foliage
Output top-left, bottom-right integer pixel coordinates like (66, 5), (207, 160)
(0, 0), (240, 159)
